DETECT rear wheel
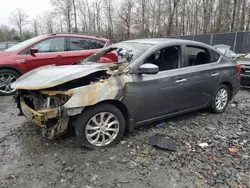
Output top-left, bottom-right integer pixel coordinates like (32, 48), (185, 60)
(211, 85), (230, 113)
(0, 69), (20, 95)
(74, 104), (125, 149)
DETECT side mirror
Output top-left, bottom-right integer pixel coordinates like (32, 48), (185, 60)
(139, 63), (159, 74)
(30, 48), (38, 54)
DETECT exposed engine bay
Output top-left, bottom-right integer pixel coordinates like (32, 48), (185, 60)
(13, 63), (126, 139)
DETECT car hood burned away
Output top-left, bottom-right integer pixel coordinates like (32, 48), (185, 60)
(12, 63), (116, 90)
(11, 62), (128, 139)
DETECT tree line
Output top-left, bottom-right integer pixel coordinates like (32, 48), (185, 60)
(1, 0), (250, 41)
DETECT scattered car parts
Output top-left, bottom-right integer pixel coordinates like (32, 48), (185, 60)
(149, 134), (176, 151)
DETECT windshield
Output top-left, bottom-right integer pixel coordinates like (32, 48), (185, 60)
(81, 41), (154, 65)
(112, 42), (154, 62)
(5, 35), (45, 52)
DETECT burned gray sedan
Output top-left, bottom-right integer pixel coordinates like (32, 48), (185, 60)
(12, 39), (241, 148)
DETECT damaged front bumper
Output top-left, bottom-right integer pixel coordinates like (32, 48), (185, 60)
(19, 97), (69, 139)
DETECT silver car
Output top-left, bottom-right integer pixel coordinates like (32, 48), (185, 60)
(12, 39), (241, 148)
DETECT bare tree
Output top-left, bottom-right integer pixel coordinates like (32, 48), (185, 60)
(32, 18), (38, 36)
(166, 0), (181, 36)
(119, 0), (135, 39)
(51, 0), (73, 32)
(39, 11), (55, 34)
(94, 1), (102, 33)
(72, 0), (78, 32)
(103, 0), (114, 38)
(231, 0), (238, 31)
(240, 0), (247, 31)
(9, 8), (29, 36)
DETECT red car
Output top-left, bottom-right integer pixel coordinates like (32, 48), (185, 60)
(0, 33), (116, 95)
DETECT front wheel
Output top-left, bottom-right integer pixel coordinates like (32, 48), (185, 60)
(211, 85), (230, 114)
(0, 69), (20, 95)
(74, 104), (125, 149)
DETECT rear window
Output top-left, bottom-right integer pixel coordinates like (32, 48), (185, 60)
(69, 37), (91, 51)
(211, 50), (220, 62)
(89, 39), (106, 49)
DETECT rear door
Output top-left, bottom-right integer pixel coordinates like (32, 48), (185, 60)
(182, 45), (221, 109)
(67, 37), (102, 64)
(24, 37), (68, 71)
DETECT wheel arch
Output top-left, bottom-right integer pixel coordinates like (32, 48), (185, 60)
(0, 65), (23, 76)
(220, 81), (233, 100)
(94, 100), (132, 132)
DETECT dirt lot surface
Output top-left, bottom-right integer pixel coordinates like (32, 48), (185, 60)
(0, 90), (249, 188)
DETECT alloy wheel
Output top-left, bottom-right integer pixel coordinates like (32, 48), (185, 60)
(85, 112), (120, 147)
(0, 73), (17, 94)
(215, 88), (228, 111)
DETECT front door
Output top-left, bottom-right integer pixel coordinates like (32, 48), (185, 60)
(24, 37), (68, 72)
(132, 45), (189, 123)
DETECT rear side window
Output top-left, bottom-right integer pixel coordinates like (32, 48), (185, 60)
(187, 46), (211, 66)
(70, 37), (90, 51)
(211, 50), (220, 62)
(89, 39), (106, 49)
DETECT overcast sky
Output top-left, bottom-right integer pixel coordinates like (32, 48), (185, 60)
(0, 0), (52, 27)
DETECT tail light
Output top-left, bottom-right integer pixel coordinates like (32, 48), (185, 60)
(235, 64), (241, 74)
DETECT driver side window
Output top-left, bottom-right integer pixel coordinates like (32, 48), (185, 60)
(33, 37), (65, 53)
(144, 46), (180, 71)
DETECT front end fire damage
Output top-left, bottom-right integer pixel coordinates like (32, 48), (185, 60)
(12, 63), (127, 139)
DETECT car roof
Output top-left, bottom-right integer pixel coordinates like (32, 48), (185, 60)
(48, 33), (110, 42)
(123, 38), (208, 46)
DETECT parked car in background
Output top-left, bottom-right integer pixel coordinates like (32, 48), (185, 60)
(213, 44), (250, 87)
(0, 41), (19, 51)
(12, 39), (241, 148)
(213, 44), (238, 61)
(237, 53), (250, 87)
(0, 33), (115, 95)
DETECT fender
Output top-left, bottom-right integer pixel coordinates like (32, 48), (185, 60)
(0, 65), (24, 75)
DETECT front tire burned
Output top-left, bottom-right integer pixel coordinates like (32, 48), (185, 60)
(74, 104), (125, 148)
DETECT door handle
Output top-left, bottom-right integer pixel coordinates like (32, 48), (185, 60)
(211, 73), (219, 77)
(175, 78), (187, 83)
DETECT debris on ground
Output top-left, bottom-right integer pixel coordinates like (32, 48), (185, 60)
(231, 101), (238, 107)
(228, 148), (238, 153)
(156, 122), (167, 128)
(156, 121), (176, 128)
(0, 90), (249, 188)
(198, 143), (209, 148)
(149, 134), (176, 151)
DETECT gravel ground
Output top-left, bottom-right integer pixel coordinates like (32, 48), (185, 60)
(0, 90), (249, 188)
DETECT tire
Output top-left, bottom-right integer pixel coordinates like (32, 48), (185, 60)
(0, 69), (20, 96)
(211, 85), (230, 114)
(74, 104), (125, 149)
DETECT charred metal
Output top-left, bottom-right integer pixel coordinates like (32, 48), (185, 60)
(13, 64), (125, 139)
